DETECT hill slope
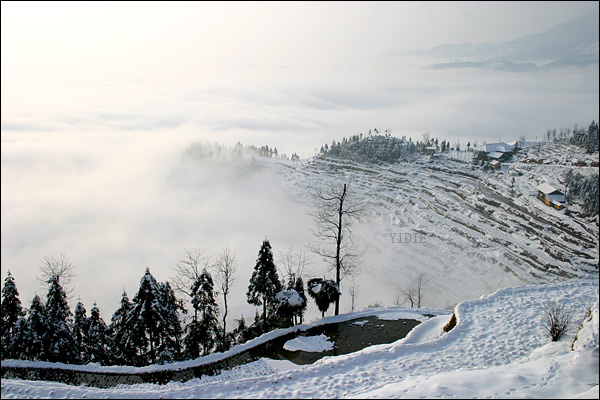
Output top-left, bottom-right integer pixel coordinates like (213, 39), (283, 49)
(271, 141), (598, 310)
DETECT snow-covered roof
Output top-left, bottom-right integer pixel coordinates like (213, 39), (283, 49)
(536, 183), (561, 194)
(484, 142), (513, 153)
(507, 140), (536, 148)
(487, 151), (505, 160)
(490, 160), (501, 166)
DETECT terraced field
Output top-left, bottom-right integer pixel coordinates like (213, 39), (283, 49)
(271, 150), (598, 308)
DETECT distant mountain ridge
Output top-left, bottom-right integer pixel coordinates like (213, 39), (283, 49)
(394, 6), (599, 70)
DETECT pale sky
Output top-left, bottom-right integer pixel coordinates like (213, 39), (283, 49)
(2, 1), (598, 65)
(1, 1), (599, 323)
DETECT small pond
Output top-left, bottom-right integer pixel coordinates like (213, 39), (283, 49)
(247, 316), (421, 365)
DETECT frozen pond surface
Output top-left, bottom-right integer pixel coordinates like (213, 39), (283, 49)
(256, 316), (422, 365)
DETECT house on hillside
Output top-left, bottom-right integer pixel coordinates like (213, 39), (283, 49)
(487, 151), (511, 162)
(473, 142), (515, 166)
(426, 146), (436, 155)
(537, 183), (566, 210)
(482, 142), (514, 154)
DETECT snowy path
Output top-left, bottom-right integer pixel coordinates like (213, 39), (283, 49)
(2, 278), (598, 398)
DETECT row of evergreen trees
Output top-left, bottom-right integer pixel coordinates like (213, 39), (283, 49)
(318, 132), (462, 163)
(1, 239), (340, 366)
(564, 170), (599, 218)
(570, 120), (599, 154)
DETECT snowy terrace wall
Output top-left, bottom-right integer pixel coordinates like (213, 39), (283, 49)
(0, 331), (295, 388)
(1, 307), (439, 388)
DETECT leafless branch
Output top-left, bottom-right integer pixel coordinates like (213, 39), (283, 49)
(37, 253), (77, 297)
(171, 248), (210, 298)
(279, 244), (314, 285)
(213, 246), (238, 341)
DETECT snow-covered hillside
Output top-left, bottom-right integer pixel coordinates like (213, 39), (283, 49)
(270, 142), (598, 310)
(2, 279), (598, 398)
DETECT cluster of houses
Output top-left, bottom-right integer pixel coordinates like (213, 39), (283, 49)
(474, 140), (536, 169)
(473, 141), (566, 210)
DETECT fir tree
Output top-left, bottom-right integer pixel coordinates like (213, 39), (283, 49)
(186, 270), (220, 357)
(247, 239), (283, 330)
(586, 120), (599, 154)
(109, 290), (135, 365)
(125, 268), (164, 365)
(73, 300), (88, 363)
(1, 271), (25, 359)
(24, 294), (48, 361)
(232, 314), (250, 345)
(45, 275), (79, 363)
(10, 316), (28, 360)
(157, 281), (184, 363)
(85, 302), (110, 365)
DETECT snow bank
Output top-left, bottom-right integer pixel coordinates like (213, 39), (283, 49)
(283, 334), (334, 352)
(2, 279), (598, 399)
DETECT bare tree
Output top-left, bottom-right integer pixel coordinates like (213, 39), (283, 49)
(278, 244), (313, 284)
(413, 272), (428, 308)
(396, 272), (428, 308)
(171, 248), (210, 298)
(347, 278), (359, 312)
(213, 246), (238, 347)
(422, 132), (430, 143)
(309, 182), (366, 315)
(396, 285), (416, 308)
(38, 253), (77, 296)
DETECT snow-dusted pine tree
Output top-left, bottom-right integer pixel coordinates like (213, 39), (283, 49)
(186, 269), (220, 358)
(109, 290), (135, 365)
(73, 300), (88, 363)
(45, 275), (79, 363)
(247, 238), (283, 330)
(157, 281), (184, 363)
(1, 271), (25, 359)
(9, 315), (28, 360)
(85, 302), (110, 365)
(125, 268), (164, 366)
(24, 294), (48, 361)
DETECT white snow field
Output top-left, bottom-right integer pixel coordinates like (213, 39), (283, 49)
(2, 278), (598, 399)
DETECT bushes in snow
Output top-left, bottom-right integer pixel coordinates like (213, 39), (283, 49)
(541, 302), (574, 342)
